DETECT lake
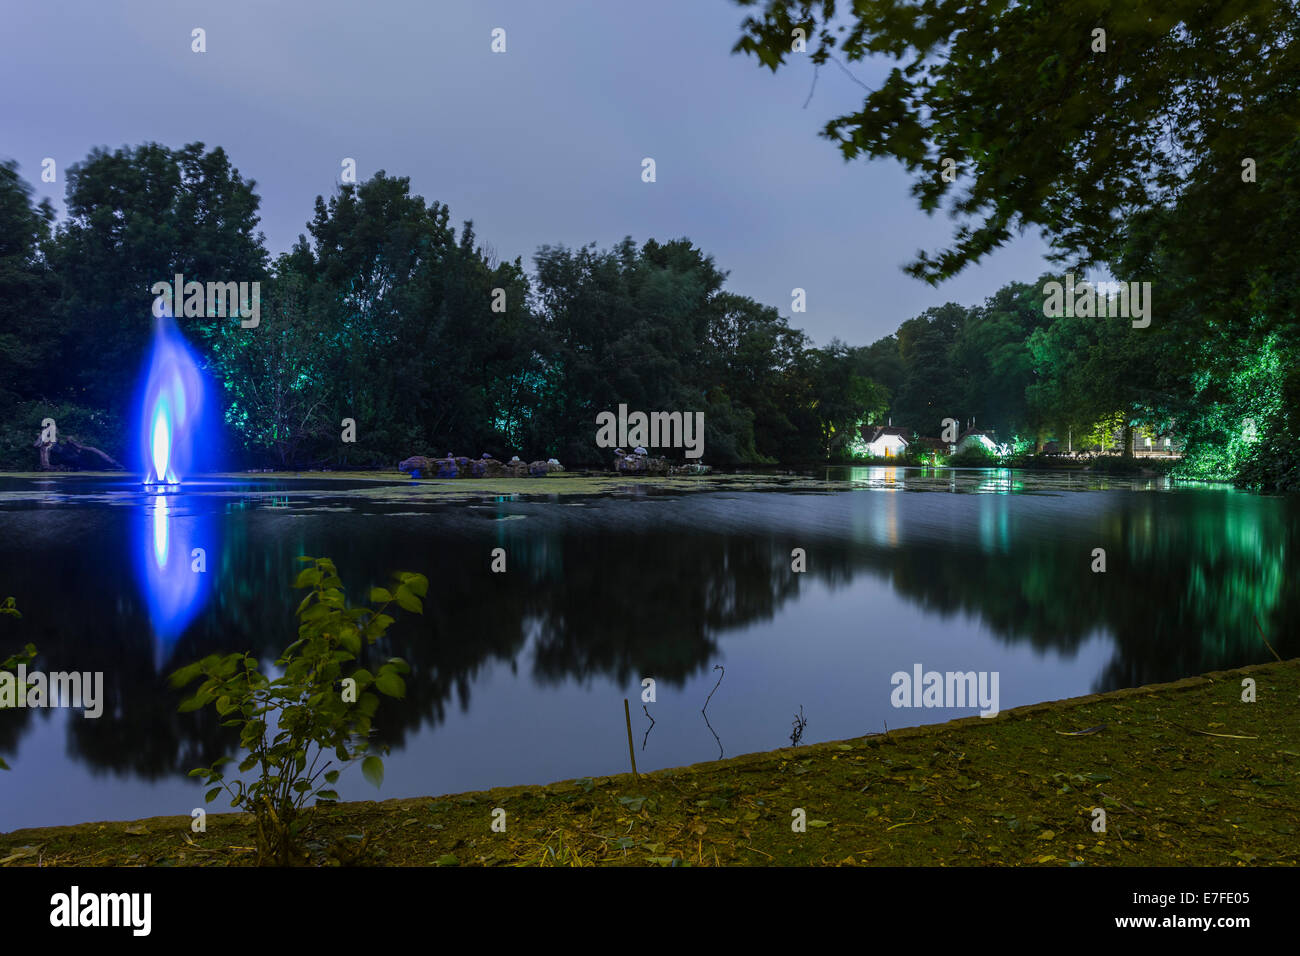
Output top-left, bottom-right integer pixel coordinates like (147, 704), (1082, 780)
(0, 467), (1294, 830)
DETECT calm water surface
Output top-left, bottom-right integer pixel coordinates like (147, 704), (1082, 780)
(0, 468), (1294, 829)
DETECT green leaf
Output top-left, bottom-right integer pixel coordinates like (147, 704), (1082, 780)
(400, 574), (428, 598)
(364, 613), (397, 640)
(168, 662), (204, 688)
(299, 603), (331, 623)
(370, 587), (393, 603)
(177, 693), (209, 713)
(374, 670), (405, 698)
(393, 585), (422, 614)
(294, 568), (322, 589)
(205, 787), (222, 803)
(362, 755), (384, 788)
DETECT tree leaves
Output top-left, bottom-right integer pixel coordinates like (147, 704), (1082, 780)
(734, 0), (1300, 284)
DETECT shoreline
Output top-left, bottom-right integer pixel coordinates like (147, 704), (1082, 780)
(4, 658), (1295, 866)
(0, 467), (1193, 502)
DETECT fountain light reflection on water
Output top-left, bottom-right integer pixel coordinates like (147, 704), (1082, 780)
(137, 490), (214, 664)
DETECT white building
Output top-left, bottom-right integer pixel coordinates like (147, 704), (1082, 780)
(862, 426), (910, 458)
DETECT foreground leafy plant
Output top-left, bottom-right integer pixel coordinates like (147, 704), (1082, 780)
(1, 597), (35, 772)
(171, 557), (426, 865)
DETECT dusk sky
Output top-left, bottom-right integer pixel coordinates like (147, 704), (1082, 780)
(3, 0), (1056, 346)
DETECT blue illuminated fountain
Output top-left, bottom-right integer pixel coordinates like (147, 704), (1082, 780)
(140, 312), (206, 486)
(134, 309), (216, 652)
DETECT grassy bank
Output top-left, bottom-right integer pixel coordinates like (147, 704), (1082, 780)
(3, 659), (1296, 867)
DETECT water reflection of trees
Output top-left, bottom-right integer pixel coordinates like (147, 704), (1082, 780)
(1, 488), (1295, 778)
(847, 490), (1297, 695)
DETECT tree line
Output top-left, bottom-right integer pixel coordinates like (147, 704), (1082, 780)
(0, 139), (1294, 489)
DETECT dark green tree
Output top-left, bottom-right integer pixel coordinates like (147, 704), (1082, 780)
(733, 0), (1300, 281)
(0, 160), (56, 406)
(891, 302), (966, 434)
(48, 142), (268, 412)
(952, 280), (1050, 446)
